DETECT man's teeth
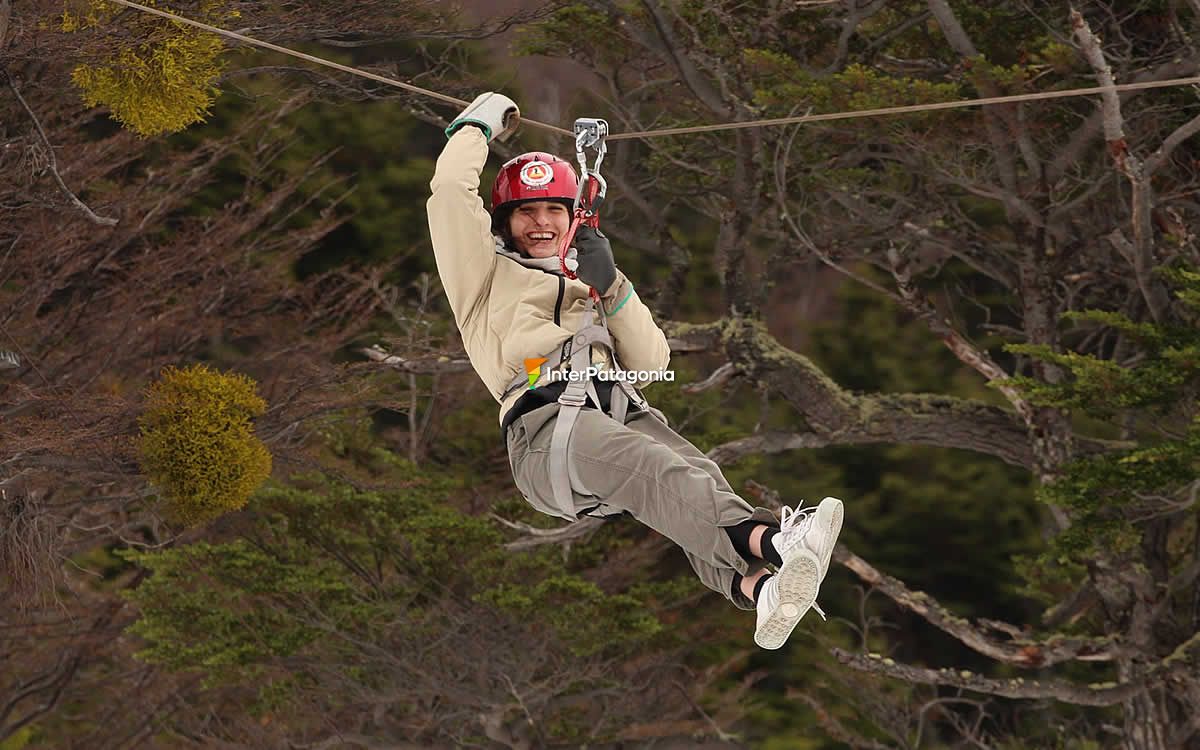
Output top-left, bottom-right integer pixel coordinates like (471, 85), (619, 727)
(529, 233), (555, 241)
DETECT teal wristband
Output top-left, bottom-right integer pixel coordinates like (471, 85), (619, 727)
(445, 119), (492, 141)
(609, 283), (634, 315)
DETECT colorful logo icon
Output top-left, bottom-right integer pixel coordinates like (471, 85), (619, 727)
(524, 357), (548, 389)
(519, 161), (553, 188)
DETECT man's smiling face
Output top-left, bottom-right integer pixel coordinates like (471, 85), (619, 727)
(507, 201), (571, 258)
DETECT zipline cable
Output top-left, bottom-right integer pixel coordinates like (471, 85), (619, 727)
(607, 75), (1200, 140)
(110, 0), (1200, 141)
(104, 0), (576, 138)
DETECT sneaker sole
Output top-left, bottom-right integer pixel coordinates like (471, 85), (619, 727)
(754, 548), (820, 650)
(816, 497), (844, 581)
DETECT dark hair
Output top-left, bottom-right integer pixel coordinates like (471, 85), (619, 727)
(492, 206), (515, 235)
(496, 222), (524, 256)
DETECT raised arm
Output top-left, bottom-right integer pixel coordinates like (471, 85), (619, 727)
(426, 127), (498, 329)
(425, 93), (520, 330)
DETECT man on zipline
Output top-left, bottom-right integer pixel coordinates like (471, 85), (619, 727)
(426, 92), (844, 649)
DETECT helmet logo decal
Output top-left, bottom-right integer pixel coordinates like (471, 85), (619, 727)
(519, 160), (554, 188)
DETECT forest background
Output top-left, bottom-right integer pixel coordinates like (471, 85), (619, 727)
(2, 0), (1199, 748)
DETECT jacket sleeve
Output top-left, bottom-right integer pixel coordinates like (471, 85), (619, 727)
(426, 126), (497, 332)
(601, 269), (672, 385)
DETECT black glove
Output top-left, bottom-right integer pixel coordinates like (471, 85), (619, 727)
(573, 225), (617, 293)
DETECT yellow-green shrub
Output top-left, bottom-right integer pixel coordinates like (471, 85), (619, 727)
(138, 364), (272, 525)
(61, 0), (234, 136)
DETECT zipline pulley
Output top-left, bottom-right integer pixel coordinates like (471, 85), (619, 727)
(573, 117), (608, 221)
(559, 118), (609, 301)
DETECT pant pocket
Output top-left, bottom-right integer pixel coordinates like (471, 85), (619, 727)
(509, 446), (574, 521)
(518, 410), (556, 454)
(506, 424), (526, 475)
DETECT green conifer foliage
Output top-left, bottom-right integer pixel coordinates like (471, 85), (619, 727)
(60, 0), (234, 136)
(1004, 268), (1200, 560)
(121, 461), (666, 735)
(137, 363), (272, 525)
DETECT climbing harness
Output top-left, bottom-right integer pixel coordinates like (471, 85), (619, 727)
(499, 296), (654, 522)
(557, 118), (609, 304)
(499, 117), (657, 522)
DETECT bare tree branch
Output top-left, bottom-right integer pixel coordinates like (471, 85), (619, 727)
(1045, 56), (1200, 184)
(490, 513), (605, 550)
(1071, 9), (1170, 323)
(360, 345), (474, 374)
(706, 430), (830, 465)
(584, 0), (730, 116)
(790, 690), (896, 750)
(666, 319), (1123, 467)
(835, 629), (1200, 707)
(4, 73), (119, 227)
(681, 361), (737, 394)
(927, 0), (1021, 197)
(887, 244), (1035, 426)
(719, 316), (1037, 467)
(834, 544), (1119, 667)
(1145, 111), (1200, 177)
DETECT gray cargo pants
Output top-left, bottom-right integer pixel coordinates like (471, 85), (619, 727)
(505, 402), (778, 610)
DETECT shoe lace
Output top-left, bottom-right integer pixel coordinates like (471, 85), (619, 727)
(779, 503), (827, 621)
(779, 503), (816, 537)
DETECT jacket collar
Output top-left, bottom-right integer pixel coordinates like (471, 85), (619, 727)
(494, 236), (577, 276)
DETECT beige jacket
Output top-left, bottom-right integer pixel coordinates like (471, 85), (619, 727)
(426, 127), (672, 427)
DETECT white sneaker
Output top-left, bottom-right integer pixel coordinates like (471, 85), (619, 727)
(753, 548), (820, 650)
(773, 497), (844, 582)
(752, 497), (845, 650)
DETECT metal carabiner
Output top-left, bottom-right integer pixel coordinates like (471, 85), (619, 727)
(573, 118), (608, 220)
(559, 118), (610, 292)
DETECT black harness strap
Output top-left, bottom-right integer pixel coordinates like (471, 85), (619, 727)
(554, 275), (564, 327)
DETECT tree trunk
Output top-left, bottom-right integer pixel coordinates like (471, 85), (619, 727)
(1121, 663), (1169, 750)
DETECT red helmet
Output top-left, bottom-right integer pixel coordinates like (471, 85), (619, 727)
(491, 152), (577, 230)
